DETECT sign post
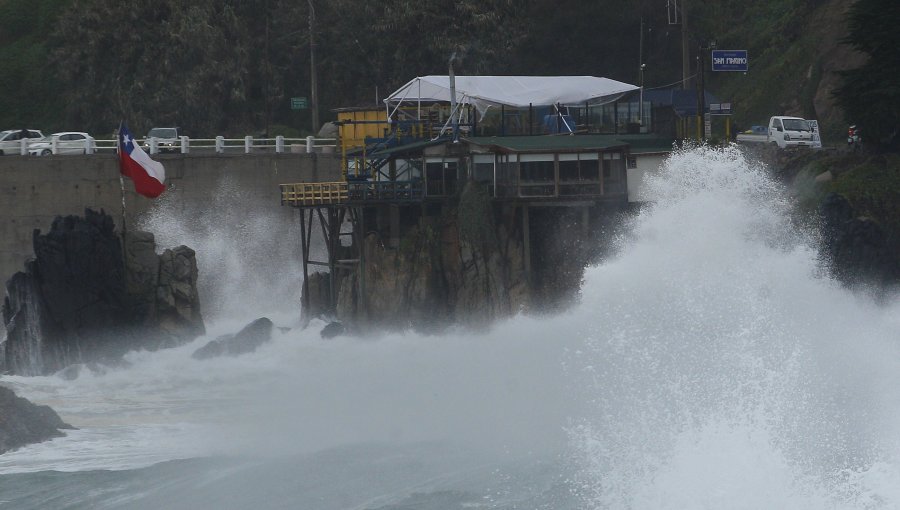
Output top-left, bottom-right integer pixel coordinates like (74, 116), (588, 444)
(711, 50), (748, 72)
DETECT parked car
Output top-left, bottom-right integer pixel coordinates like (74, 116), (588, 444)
(0, 129), (44, 155)
(28, 132), (95, 156)
(144, 127), (181, 153)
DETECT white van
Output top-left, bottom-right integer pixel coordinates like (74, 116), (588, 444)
(768, 116), (814, 149)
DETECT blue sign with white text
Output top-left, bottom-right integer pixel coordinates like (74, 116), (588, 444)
(711, 50), (748, 72)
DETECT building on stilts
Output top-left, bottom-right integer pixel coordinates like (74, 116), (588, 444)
(281, 76), (675, 329)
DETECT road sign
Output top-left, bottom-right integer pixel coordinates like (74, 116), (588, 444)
(291, 97), (308, 110)
(711, 50), (748, 72)
(709, 102), (733, 115)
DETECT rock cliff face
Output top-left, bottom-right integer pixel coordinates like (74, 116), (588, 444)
(300, 182), (617, 332)
(820, 192), (898, 287)
(338, 213), (529, 330)
(1, 209), (204, 375)
(305, 184), (531, 331)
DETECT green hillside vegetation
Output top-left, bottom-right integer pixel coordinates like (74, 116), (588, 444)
(0, 0), (69, 131)
(0, 0), (881, 143)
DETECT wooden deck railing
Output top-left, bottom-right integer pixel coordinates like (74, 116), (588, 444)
(280, 180), (425, 206)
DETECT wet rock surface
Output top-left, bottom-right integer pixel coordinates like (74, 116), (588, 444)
(2, 209), (204, 375)
(192, 317), (274, 360)
(0, 385), (74, 455)
(820, 192), (898, 287)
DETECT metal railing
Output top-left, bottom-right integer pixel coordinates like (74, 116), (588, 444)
(3, 135), (337, 156)
(280, 180), (425, 207)
(281, 182), (349, 205)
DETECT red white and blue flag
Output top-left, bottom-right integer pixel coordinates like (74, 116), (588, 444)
(118, 123), (165, 198)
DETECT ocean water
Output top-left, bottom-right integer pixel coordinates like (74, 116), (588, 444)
(1, 145), (899, 509)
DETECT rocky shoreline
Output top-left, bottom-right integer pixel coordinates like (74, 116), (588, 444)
(0, 385), (73, 455)
(2, 209), (204, 376)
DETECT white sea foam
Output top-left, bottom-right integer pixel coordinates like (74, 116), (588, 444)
(1, 145), (898, 508)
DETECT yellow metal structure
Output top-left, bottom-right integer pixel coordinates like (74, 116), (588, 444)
(281, 182), (348, 206)
(337, 108), (389, 151)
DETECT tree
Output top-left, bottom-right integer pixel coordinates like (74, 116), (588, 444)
(51, 1), (265, 135)
(833, 0), (900, 148)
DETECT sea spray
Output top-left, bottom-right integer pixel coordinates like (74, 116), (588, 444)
(1, 146), (899, 509)
(138, 175), (308, 322)
(566, 144), (900, 508)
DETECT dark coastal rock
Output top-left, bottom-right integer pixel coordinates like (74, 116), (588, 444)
(155, 246), (205, 346)
(302, 272), (333, 321)
(2, 209), (205, 375)
(326, 190), (530, 331)
(820, 192), (898, 286)
(320, 321), (345, 339)
(0, 386), (74, 454)
(192, 317), (274, 360)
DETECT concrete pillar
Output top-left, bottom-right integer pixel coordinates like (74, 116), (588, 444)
(180, 136), (189, 154)
(275, 135), (285, 153)
(215, 136), (224, 153)
(149, 137), (158, 154)
(51, 136), (59, 154)
(306, 136), (315, 154)
(244, 136), (253, 154)
(85, 136), (94, 154)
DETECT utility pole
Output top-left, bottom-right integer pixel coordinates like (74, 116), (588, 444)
(696, 44), (704, 140)
(639, 17), (645, 129)
(681, 0), (690, 90)
(449, 51), (459, 143)
(308, 0), (319, 134)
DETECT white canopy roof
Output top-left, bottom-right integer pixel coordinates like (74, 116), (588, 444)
(385, 75), (639, 115)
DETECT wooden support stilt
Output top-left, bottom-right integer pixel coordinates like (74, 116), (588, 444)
(357, 206), (367, 320)
(299, 208), (311, 315)
(522, 204), (531, 285)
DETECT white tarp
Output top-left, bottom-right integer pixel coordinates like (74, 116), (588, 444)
(385, 75), (639, 115)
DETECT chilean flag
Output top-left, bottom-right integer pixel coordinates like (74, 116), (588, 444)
(118, 123), (166, 198)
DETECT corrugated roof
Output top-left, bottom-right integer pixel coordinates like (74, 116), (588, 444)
(367, 138), (448, 158)
(359, 135), (673, 158)
(612, 135), (676, 154)
(464, 135), (629, 153)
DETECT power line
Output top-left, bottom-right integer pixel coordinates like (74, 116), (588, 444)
(645, 73), (698, 91)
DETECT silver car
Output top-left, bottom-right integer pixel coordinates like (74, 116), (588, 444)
(0, 129), (44, 155)
(144, 127), (181, 153)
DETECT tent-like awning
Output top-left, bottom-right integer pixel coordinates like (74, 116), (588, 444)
(385, 75), (639, 117)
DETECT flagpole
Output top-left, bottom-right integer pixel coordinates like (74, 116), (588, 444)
(117, 121), (128, 263)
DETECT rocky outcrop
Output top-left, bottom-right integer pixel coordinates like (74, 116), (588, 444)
(192, 317), (273, 360)
(325, 184), (531, 331)
(2, 209), (205, 375)
(820, 192), (898, 287)
(320, 321), (345, 339)
(0, 386), (74, 454)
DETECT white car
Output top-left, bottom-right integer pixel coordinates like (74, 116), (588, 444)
(0, 129), (44, 155)
(28, 132), (96, 156)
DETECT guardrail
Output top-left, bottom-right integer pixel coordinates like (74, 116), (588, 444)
(3, 135), (337, 156)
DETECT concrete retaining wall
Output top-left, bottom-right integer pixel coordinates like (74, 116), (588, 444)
(1, 153), (341, 285)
